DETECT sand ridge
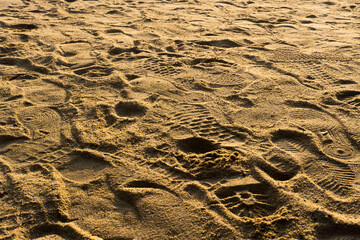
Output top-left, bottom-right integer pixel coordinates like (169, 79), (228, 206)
(0, 0), (360, 239)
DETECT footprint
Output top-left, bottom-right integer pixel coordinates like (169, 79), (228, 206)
(187, 57), (248, 86)
(257, 149), (301, 181)
(25, 85), (67, 106)
(168, 104), (247, 149)
(0, 162), (71, 236)
(74, 66), (113, 78)
(301, 61), (340, 86)
(319, 129), (356, 160)
(222, 27), (251, 36)
(16, 106), (61, 143)
(129, 76), (182, 98)
(59, 42), (94, 68)
(268, 49), (352, 89)
(176, 149), (247, 178)
(115, 100), (147, 118)
(335, 90), (360, 110)
(0, 103), (30, 148)
(271, 129), (317, 155)
(107, 175), (234, 240)
(138, 56), (183, 77)
(213, 176), (281, 218)
(0, 57), (49, 74)
(12, 79), (67, 106)
(286, 105), (358, 161)
(269, 49), (350, 62)
(190, 68), (250, 87)
(94, 104), (118, 127)
(70, 106), (124, 150)
(190, 57), (236, 71)
(17, 164), (70, 222)
(56, 149), (112, 183)
(108, 46), (142, 56)
(303, 158), (356, 197)
(128, 75), (217, 102)
(271, 129), (358, 198)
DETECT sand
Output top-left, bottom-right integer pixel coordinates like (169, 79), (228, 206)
(0, 0), (359, 239)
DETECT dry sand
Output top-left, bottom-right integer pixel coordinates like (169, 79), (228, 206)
(0, 0), (359, 239)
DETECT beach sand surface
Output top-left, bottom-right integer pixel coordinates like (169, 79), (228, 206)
(0, 0), (359, 239)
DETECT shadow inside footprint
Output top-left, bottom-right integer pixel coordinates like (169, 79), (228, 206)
(115, 101), (147, 117)
(74, 66), (113, 77)
(257, 149), (300, 181)
(336, 90), (360, 109)
(176, 137), (219, 154)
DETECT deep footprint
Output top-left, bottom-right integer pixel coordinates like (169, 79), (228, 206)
(213, 176), (281, 218)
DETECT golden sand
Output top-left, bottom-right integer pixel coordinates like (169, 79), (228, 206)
(0, 0), (359, 239)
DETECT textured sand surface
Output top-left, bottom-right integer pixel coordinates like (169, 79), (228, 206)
(0, 0), (360, 239)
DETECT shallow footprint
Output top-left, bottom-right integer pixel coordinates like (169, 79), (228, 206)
(138, 56), (184, 77)
(56, 149), (112, 183)
(268, 48), (350, 63)
(12, 79), (67, 106)
(17, 106), (61, 143)
(303, 158), (356, 197)
(168, 103), (247, 149)
(59, 42), (94, 68)
(194, 39), (242, 48)
(267, 49), (351, 89)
